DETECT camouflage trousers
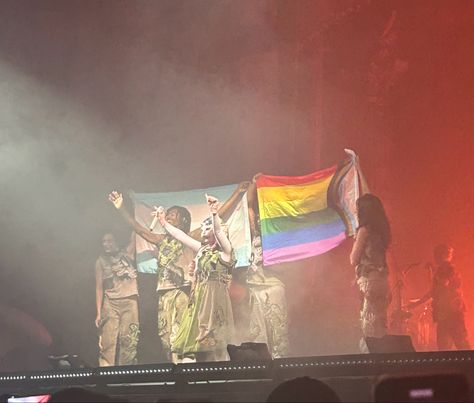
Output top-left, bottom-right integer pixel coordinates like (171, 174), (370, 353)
(357, 272), (390, 339)
(248, 279), (289, 358)
(157, 289), (189, 363)
(99, 295), (139, 366)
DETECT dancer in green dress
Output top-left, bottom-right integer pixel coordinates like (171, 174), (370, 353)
(156, 194), (236, 362)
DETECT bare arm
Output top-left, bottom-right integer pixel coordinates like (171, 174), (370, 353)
(157, 207), (201, 252)
(208, 195), (232, 262)
(213, 213), (232, 262)
(125, 232), (136, 261)
(95, 260), (104, 328)
(246, 179), (259, 237)
(246, 174), (261, 210)
(109, 191), (165, 245)
(350, 226), (368, 266)
(218, 181), (250, 222)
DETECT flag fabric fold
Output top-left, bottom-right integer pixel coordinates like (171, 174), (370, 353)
(130, 149), (363, 270)
(256, 150), (362, 266)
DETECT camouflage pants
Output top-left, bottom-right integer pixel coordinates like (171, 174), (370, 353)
(357, 272), (390, 340)
(248, 280), (289, 358)
(99, 295), (139, 366)
(157, 289), (189, 363)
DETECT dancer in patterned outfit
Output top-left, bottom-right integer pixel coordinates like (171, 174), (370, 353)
(217, 179), (289, 358)
(156, 194), (236, 362)
(108, 191), (194, 363)
(95, 232), (139, 366)
(350, 194), (391, 351)
(245, 179), (289, 358)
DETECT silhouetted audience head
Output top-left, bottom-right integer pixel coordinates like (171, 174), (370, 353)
(49, 387), (128, 402)
(267, 376), (340, 402)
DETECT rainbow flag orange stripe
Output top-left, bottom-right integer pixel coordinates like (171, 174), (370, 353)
(256, 165), (348, 266)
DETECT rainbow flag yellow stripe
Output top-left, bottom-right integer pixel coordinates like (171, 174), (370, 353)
(258, 174), (333, 220)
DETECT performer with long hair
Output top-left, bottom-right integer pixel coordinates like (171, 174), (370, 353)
(350, 193), (391, 349)
(156, 194), (236, 362)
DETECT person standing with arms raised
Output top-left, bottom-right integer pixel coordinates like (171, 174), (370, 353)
(108, 191), (194, 363)
(155, 194), (236, 362)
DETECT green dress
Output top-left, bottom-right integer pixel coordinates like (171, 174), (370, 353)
(155, 237), (193, 360)
(172, 247), (235, 361)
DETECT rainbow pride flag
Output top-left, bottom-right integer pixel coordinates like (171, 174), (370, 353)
(256, 156), (360, 266)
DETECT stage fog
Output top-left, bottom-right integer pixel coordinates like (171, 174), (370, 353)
(0, 0), (473, 369)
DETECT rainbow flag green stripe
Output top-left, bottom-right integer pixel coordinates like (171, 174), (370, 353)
(260, 208), (341, 236)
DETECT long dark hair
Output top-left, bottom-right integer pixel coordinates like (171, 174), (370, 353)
(356, 193), (391, 249)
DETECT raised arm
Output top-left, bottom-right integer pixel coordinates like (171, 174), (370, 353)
(125, 232), (136, 261)
(218, 181), (250, 222)
(207, 195), (232, 262)
(246, 173), (262, 211)
(350, 226), (368, 266)
(156, 207), (201, 252)
(246, 178), (259, 238)
(108, 191), (165, 245)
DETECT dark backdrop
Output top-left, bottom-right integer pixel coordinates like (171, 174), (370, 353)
(0, 0), (472, 367)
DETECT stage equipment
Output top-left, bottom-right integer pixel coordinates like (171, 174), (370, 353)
(47, 355), (86, 370)
(0, 351), (473, 402)
(365, 335), (415, 354)
(227, 343), (272, 362)
(390, 262), (421, 334)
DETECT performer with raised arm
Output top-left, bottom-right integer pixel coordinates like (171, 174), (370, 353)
(156, 194), (236, 362)
(350, 194), (391, 350)
(408, 244), (470, 350)
(95, 232), (139, 366)
(245, 177), (289, 358)
(108, 191), (194, 363)
(219, 178), (289, 358)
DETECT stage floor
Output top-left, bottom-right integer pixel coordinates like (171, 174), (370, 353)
(1, 350), (473, 402)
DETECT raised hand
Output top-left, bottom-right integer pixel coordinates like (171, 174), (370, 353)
(237, 181), (251, 193)
(252, 172), (263, 183)
(108, 191), (123, 210)
(151, 206), (167, 227)
(206, 194), (220, 215)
